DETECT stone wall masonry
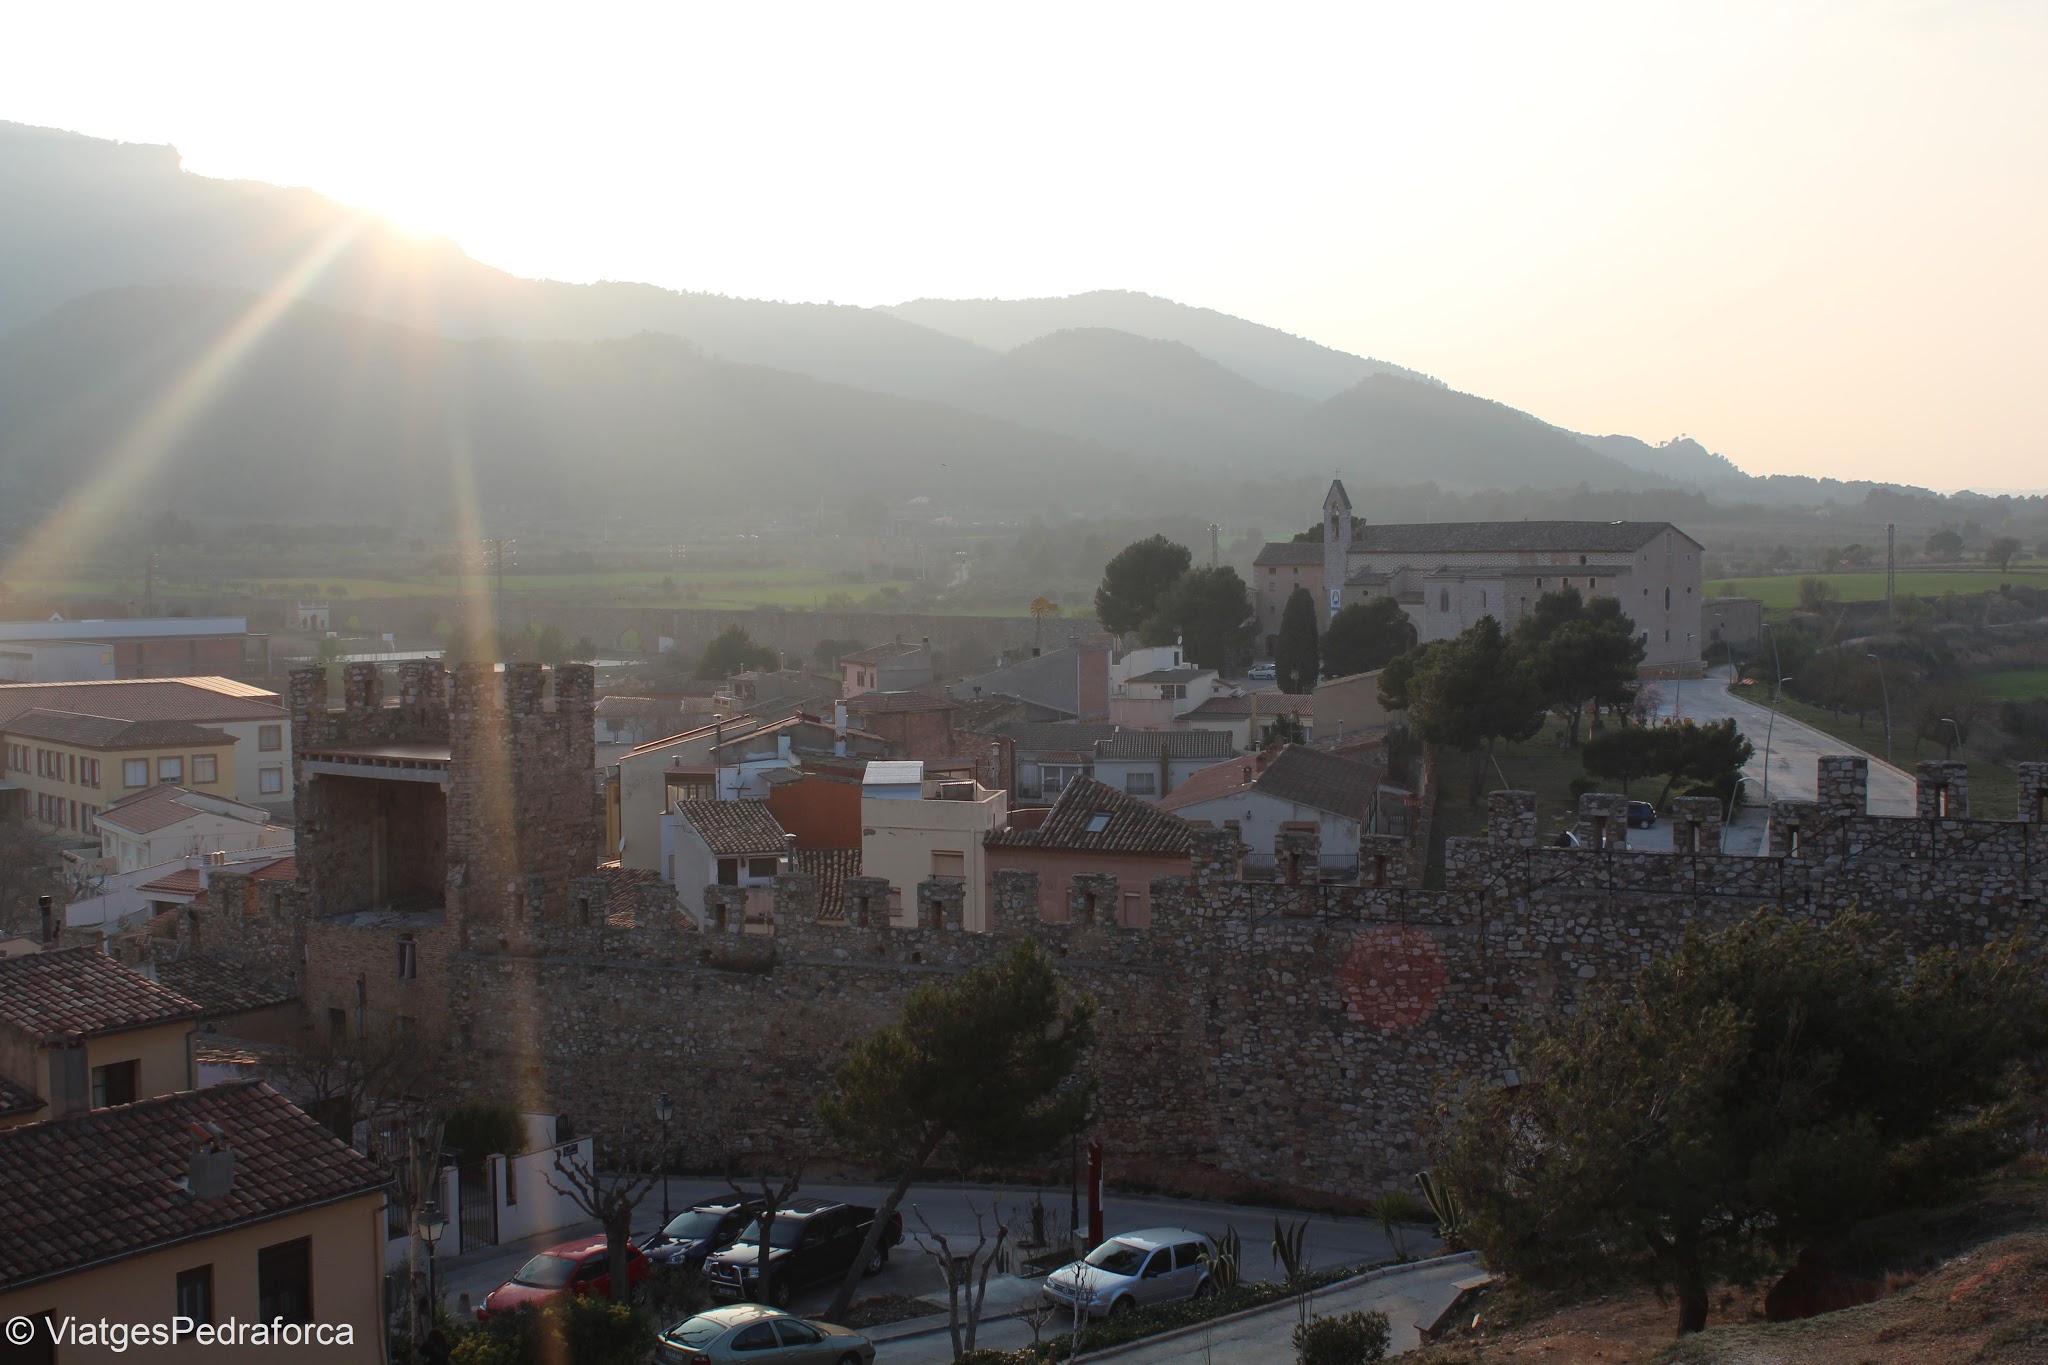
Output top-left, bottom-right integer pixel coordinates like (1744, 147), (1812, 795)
(186, 755), (2048, 1205)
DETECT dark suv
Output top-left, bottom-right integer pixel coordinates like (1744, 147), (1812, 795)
(638, 1193), (767, 1271)
(701, 1197), (903, 1308)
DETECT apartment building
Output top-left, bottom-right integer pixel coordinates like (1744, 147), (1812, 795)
(1, 714), (238, 841)
(0, 677), (292, 815)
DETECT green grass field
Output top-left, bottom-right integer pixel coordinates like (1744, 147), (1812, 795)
(1972, 669), (2048, 701)
(4, 568), (1062, 617)
(1715, 567), (2048, 610)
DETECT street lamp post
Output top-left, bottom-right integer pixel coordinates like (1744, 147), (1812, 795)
(1760, 675), (1793, 806)
(1940, 717), (1964, 759)
(654, 1092), (674, 1229)
(1865, 653), (1893, 766)
(416, 1200), (448, 1323)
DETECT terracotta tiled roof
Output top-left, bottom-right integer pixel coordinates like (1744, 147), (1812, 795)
(0, 1081), (389, 1291)
(152, 956), (298, 1016)
(986, 777), (1194, 857)
(793, 848), (861, 919)
(0, 708), (241, 750)
(97, 786), (266, 836)
(675, 801), (789, 857)
(1254, 542), (1327, 566)
(845, 690), (955, 714)
(0, 678), (282, 727)
(839, 642), (927, 665)
(597, 864), (667, 928)
(0, 948), (204, 1043)
(992, 722), (1120, 755)
(1157, 744), (1378, 820)
(1349, 521), (1689, 555)
(0, 1074), (46, 1118)
(1092, 730), (1239, 761)
(1188, 694), (1314, 718)
(1126, 667), (1209, 684)
(136, 868), (205, 896)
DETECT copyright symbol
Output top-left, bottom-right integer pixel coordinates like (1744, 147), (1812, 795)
(5, 1317), (34, 1345)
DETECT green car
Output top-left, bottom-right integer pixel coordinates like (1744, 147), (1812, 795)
(655, 1305), (875, 1364)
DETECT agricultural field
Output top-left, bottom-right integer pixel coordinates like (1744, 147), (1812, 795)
(1714, 566), (2048, 610)
(2, 567), (1071, 617)
(1972, 668), (2048, 701)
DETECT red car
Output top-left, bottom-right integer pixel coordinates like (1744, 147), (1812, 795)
(477, 1237), (650, 1319)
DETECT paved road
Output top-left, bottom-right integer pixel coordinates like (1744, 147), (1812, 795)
(436, 1178), (1414, 1328)
(1651, 666), (1915, 815)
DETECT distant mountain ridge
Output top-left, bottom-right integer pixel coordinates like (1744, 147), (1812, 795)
(884, 290), (1441, 400)
(0, 118), (1775, 522)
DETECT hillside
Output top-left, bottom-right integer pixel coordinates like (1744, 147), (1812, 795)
(1577, 433), (1747, 487)
(0, 120), (999, 402)
(1293, 375), (1669, 491)
(0, 118), (1791, 515)
(886, 288), (1439, 399)
(0, 285), (1120, 530)
(942, 327), (1312, 467)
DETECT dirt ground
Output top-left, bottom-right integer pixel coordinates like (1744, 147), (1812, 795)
(1406, 1185), (2048, 1365)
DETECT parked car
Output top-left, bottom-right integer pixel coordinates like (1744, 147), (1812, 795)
(1041, 1228), (1215, 1319)
(1247, 662), (1277, 680)
(701, 1197), (904, 1308)
(477, 1236), (650, 1319)
(1627, 800), (1658, 828)
(655, 1304), (875, 1364)
(640, 1194), (767, 1270)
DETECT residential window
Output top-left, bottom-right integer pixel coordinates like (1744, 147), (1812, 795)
(124, 758), (149, 787)
(328, 1007), (347, 1040)
(1664, 630), (1672, 643)
(1124, 772), (1158, 796)
(747, 857), (779, 879)
(1665, 586), (1672, 609)
(931, 850), (965, 880)
(158, 756), (183, 784)
(716, 858), (739, 886)
(259, 724), (283, 752)
(91, 1059), (139, 1108)
(83, 758), (99, 788)
(259, 767), (285, 795)
(396, 936), (417, 980)
(176, 1264), (214, 1325)
(192, 754), (218, 784)
(1439, 590), (1450, 612)
(257, 1236), (313, 1325)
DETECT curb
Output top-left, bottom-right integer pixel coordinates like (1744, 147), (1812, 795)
(870, 1252), (1480, 1357)
(1076, 1251), (1478, 1361)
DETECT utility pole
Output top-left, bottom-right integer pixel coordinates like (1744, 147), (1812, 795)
(1885, 523), (1896, 624)
(1208, 523), (1220, 568)
(477, 538), (515, 647)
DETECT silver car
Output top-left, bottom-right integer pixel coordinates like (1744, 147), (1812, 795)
(1041, 1227), (1216, 1319)
(654, 1304), (874, 1364)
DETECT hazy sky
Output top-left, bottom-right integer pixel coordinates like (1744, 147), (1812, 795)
(5, 1), (2045, 489)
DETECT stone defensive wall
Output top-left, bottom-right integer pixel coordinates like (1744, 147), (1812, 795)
(204, 672), (2048, 1202)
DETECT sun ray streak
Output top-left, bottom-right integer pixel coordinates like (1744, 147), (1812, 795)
(1, 212), (372, 586)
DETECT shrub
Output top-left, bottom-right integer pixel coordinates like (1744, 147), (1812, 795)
(448, 1298), (654, 1365)
(1293, 1309), (1392, 1365)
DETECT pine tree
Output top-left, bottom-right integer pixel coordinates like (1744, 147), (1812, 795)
(1273, 586), (1321, 694)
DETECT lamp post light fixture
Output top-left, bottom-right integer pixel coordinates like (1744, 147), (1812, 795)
(416, 1200), (448, 1320)
(655, 1092), (674, 1229)
(1865, 652), (1893, 766)
(1940, 717), (1964, 759)
(1760, 675), (1793, 806)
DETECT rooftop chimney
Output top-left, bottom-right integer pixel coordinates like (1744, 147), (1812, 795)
(39, 895), (55, 946)
(184, 1122), (236, 1199)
